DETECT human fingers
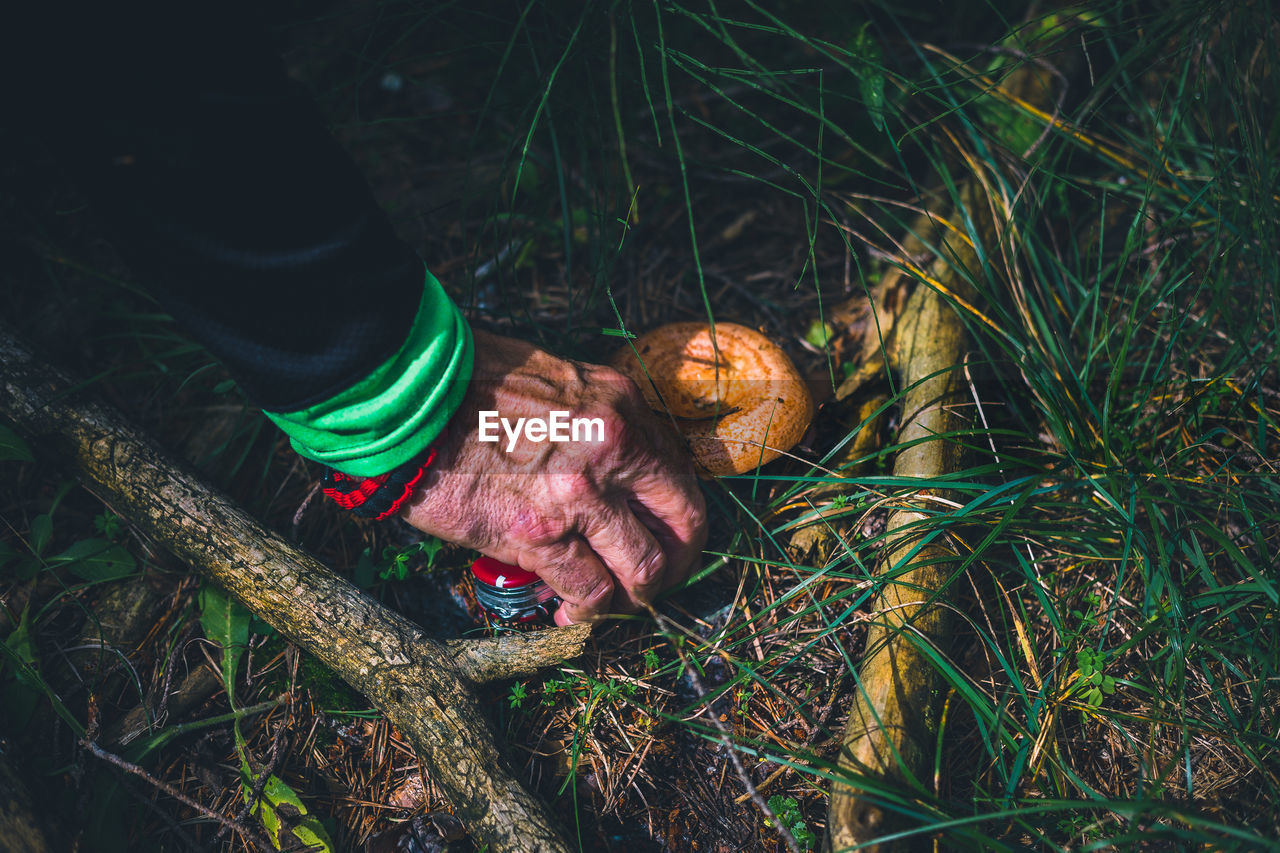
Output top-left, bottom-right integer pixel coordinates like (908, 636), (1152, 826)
(627, 493), (703, 593)
(518, 537), (616, 625)
(589, 381), (708, 586)
(624, 464), (708, 587)
(576, 497), (668, 611)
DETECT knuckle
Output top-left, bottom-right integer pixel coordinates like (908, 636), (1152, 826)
(590, 363), (630, 388)
(590, 364), (647, 408)
(551, 472), (595, 504)
(511, 510), (569, 546)
(632, 547), (667, 587)
(580, 575), (615, 610)
(592, 409), (629, 448)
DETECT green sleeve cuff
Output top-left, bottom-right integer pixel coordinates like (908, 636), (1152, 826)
(264, 268), (473, 478)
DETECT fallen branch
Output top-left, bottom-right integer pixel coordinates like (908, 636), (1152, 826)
(0, 323), (585, 853)
(825, 229), (970, 850)
(445, 626), (591, 684)
(825, 32), (1073, 847)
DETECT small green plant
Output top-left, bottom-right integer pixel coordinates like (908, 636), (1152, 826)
(536, 672), (638, 712)
(1074, 648), (1117, 711)
(540, 675), (568, 708)
(0, 482), (137, 585)
(378, 546), (415, 582)
(92, 510), (124, 541)
(642, 647), (661, 671)
(0, 607), (44, 731)
(0, 425), (34, 463)
(508, 681), (528, 710)
(766, 795), (816, 851)
(352, 537), (447, 586)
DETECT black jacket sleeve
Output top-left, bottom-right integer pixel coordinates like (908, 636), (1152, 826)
(8, 1), (424, 412)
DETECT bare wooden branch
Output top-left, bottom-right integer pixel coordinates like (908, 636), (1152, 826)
(826, 34), (1073, 847)
(446, 625), (591, 684)
(825, 238), (970, 851)
(0, 324), (583, 853)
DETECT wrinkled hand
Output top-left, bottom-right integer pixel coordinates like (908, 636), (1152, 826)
(401, 330), (707, 625)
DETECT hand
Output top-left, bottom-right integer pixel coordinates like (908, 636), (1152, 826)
(401, 329), (708, 624)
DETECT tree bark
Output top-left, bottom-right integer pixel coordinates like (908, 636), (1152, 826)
(0, 324), (584, 853)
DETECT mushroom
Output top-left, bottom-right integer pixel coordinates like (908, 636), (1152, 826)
(611, 322), (813, 477)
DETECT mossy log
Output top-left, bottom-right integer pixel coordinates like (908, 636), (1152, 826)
(0, 323), (587, 853)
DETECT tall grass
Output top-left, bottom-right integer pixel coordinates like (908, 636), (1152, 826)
(512, 1), (1280, 849)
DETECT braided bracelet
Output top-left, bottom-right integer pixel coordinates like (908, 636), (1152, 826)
(321, 446), (437, 521)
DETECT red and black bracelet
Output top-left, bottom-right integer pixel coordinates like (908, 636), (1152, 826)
(321, 446), (436, 521)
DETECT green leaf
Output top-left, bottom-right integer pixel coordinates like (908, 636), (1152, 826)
(849, 24), (886, 132)
(243, 766), (335, 853)
(29, 514), (53, 558)
(50, 538), (137, 582)
(803, 319), (834, 349)
(378, 555), (410, 582)
(93, 512), (124, 540)
(3, 606), (38, 672)
(0, 425), (34, 463)
(199, 583), (250, 698)
(1102, 676), (1117, 695)
(0, 541), (17, 573)
(420, 537), (445, 569)
(0, 607), (83, 736)
(249, 615), (276, 639)
(3, 557), (43, 583)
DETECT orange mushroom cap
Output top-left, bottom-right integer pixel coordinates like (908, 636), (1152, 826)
(611, 322), (813, 477)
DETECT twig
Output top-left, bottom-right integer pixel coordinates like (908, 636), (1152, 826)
(80, 739), (275, 853)
(291, 479), (323, 534)
(154, 625), (197, 725)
